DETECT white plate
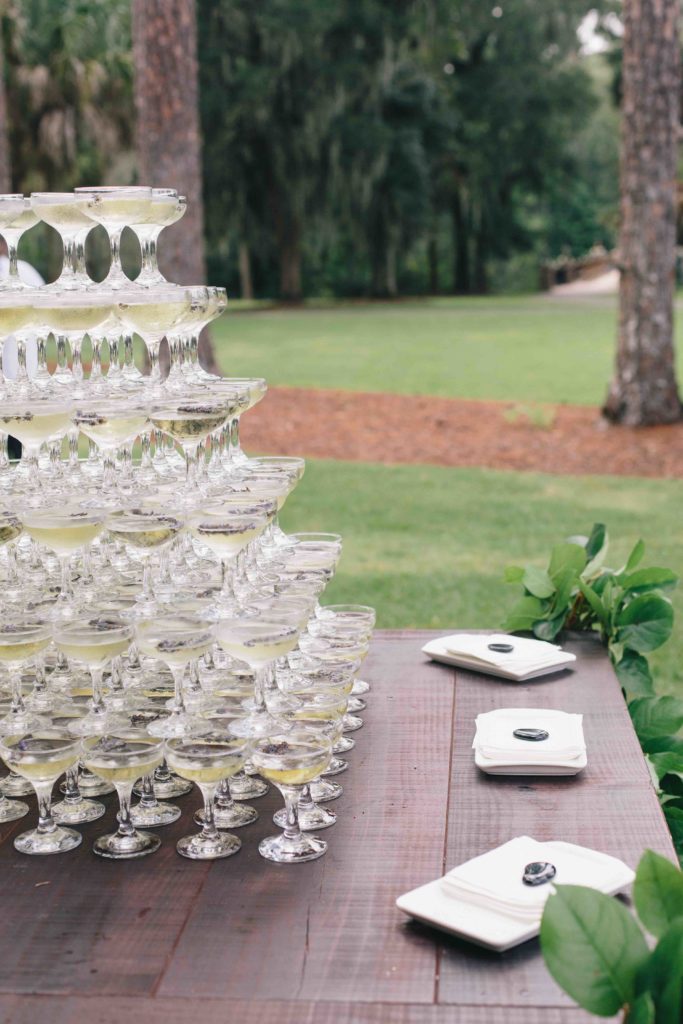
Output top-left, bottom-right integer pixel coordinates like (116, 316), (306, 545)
(396, 841), (634, 952)
(474, 748), (587, 776)
(422, 635), (576, 682)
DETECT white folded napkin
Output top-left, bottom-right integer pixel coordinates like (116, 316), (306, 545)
(446, 633), (565, 672)
(441, 836), (633, 923)
(473, 708), (585, 764)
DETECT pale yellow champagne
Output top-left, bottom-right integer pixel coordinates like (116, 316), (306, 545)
(151, 408), (229, 442)
(57, 637), (130, 665)
(1, 737), (78, 782)
(107, 518), (181, 550)
(39, 304), (113, 334)
(80, 196), (153, 227)
(214, 633), (298, 667)
(33, 200), (93, 231)
(0, 304), (33, 335)
(137, 633), (213, 666)
(83, 738), (162, 782)
(0, 519), (21, 546)
(0, 635), (50, 663)
(0, 409), (71, 445)
(259, 760), (329, 786)
(7, 208), (38, 231)
(75, 411), (148, 448)
(23, 516), (103, 555)
(119, 299), (188, 335)
(190, 520), (264, 557)
(166, 741), (247, 784)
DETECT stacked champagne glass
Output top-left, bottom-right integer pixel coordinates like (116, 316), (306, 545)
(0, 186), (375, 864)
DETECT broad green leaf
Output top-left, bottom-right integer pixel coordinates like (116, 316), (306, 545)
(540, 885), (649, 1015)
(624, 538), (645, 574)
(614, 651), (654, 697)
(628, 992), (655, 1024)
(552, 565), (578, 614)
(648, 753), (683, 785)
(663, 807), (683, 866)
(621, 567), (679, 595)
(548, 542), (586, 585)
(522, 565), (555, 599)
(533, 614), (565, 643)
(593, 571), (615, 597)
(502, 595), (546, 634)
(633, 850), (683, 938)
(641, 919), (683, 1022)
(578, 580), (607, 627)
(582, 523), (608, 578)
(617, 594), (674, 653)
(642, 736), (683, 756)
(504, 565), (525, 584)
(629, 697), (683, 741)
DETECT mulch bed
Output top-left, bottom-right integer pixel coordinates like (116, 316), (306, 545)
(240, 386), (683, 478)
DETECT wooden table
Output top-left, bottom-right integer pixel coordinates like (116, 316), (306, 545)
(0, 630), (676, 1023)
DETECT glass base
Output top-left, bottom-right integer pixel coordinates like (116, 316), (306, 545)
(0, 796), (29, 822)
(259, 831), (327, 863)
(93, 829), (161, 859)
(0, 709), (51, 735)
(310, 778), (342, 803)
(1, 773), (33, 797)
(347, 696), (366, 713)
(352, 678), (370, 695)
(230, 710), (285, 739)
(194, 801), (258, 829)
(53, 797), (106, 825)
(130, 801), (181, 828)
(15, 825), (82, 856)
(230, 772), (268, 801)
(68, 709), (131, 736)
(342, 713), (363, 733)
(176, 830), (241, 860)
(321, 756), (347, 777)
(334, 735), (355, 754)
(147, 711), (213, 738)
(137, 773), (193, 800)
(273, 804), (336, 831)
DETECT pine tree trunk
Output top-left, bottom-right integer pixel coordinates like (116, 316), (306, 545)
(428, 234), (439, 294)
(238, 241), (254, 300)
(132, 0), (218, 373)
(603, 0), (681, 425)
(277, 221), (303, 303)
(0, 44), (11, 194)
(452, 191), (470, 294)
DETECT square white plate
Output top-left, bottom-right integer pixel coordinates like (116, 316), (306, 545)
(474, 748), (587, 775)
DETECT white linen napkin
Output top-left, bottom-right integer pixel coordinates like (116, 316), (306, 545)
(445, 633), (566, 673)
(473, 708), (585, 764)
(441, 837), (632, 923)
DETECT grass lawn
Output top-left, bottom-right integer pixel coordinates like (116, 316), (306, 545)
(280, 459), (683, 699)
(212, 294), (638, 406)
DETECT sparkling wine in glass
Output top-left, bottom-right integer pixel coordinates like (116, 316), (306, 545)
(74, 186), (153, 287)
(30, 192), (96, 290)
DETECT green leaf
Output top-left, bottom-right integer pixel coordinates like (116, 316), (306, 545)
(641, 919), (683, 1022)
(628, 991), (655, 1024)
(540, 885), (649, 1016)
(648, 753), (683, 785)
(504, 565), (525, 584)
(582, 523), (608, 577)
(617, 594), (674, 653)
(614, 651), (654, 697)
(578, 579), (608, 627)
(624, 539), (646, 574)
(548, 542), (586, 584)
(502, 595), (546, 634)
(552, 565), (578, 614)
(629, 697), (683, 741)
(663, 807), (683, 866)
(522, 565), (556, 599)
(621, 567), (679, 595)
(533, 614), (566, 643)
(633, 850), (683, 938)
(641, 736), (683, 757)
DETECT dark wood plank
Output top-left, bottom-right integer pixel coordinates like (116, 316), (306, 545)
(156, 636), (454, 1003)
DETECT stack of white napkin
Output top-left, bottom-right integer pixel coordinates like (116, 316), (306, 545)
(473, 707), (586, 775)
(422, 633), (576, 681)
(441, 836), (634, 925)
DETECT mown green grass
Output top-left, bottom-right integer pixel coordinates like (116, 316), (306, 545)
(213, 294), (636, 406)
(279, 459), (683, 698)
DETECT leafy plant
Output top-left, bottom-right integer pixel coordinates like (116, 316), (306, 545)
(503, 525), (683, 863)
(540, 850), (683, 1021)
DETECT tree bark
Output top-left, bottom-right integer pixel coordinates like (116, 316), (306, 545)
(132, 0), (218, 372)
(427, 233), (438, 295)
(0, 43), (11, 194)
(603, 0), (681, 425)
(238, 241), (254, 301)
(452, 190), (470, 294)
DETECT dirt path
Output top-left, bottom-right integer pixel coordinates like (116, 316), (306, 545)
(241, 386), (683, 478)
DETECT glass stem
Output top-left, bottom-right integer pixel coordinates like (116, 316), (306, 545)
(62, 236), (76, 278)
(280, 784), (303, 842)
(298, 783), (314, 813)
(90, 665), (106, 716)
(34, 781), (57, 835)
(139, 773), (157, 809)
(72, 338), (83, 381)
(109, 228), (123, 276)
(64, 767), (82, 805)
(215, 776), (234, 811)
(114, 782), (135, 837)
(170, 664), (187, 715)
(7, 239), (19, 280)
(253, 667), (267, 713)
(199, 783), (219, 839)
(9, 667), (25, 715)
(59, 555), (73, 606)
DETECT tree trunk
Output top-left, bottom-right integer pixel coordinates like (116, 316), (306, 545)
(0, 44), (11, 194)
(603, 0), (681, 425)
(428, 233), (438, 295)
(131, 0), (218, 373)
(238, 241), (254, 300)
(452, 190), (470, 294)
(277, 222), (302, 302)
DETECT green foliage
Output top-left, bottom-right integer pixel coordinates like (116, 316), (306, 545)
(541, 851), (683, 1021)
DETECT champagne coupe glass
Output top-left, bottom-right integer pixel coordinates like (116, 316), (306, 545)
(188, 506), (270, 612)
(0, 295), (34, 396)
(0, 510), (23, 598)
(0, 393), (72, 492)
(30, 192), (95, 290)
(73, 397), (149, 493)
(0, 698), (29, 822)
(166, 733), (251, 859)
(74, 186), (153, 288)
(0, 197), (38, 291)
(150, 391), (240, 499)
(82, 731), (165, 858)
(135, 615), (215, 737)
(130, 189), (185, 287)
(117, 286), (190, 385)
(251, 731), (332, 863)
(314, 604), (376, 695)
(34, 292), (116, 392)
(166, 285), (226, 388)
(212, 617), (300, 737)
(106, 508), (185, 615)
(20, 506), (105, 617)
(0, 616), (52, 735)
(51, 706), (106, 825)
(215, 376), (268, 468)
(0, 729), (82, 854)
(54, 616), (133, 734)
(194, 698), (259, 827)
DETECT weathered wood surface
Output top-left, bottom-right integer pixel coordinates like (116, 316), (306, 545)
(0, 631), (674, 1023)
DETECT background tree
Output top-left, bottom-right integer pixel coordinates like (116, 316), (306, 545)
(603, 0), (681, 425)
(0, 39), (11, 193)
